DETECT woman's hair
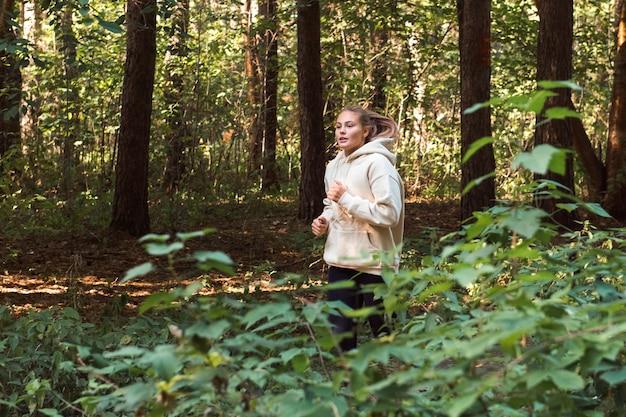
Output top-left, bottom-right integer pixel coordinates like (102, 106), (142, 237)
(340, 105), (399, 141)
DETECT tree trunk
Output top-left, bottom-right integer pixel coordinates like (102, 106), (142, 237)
(369, 0), (392, 110)
(261, 0), (279, 192)
(458, 0), (495, 221)
(534, 0), (576, 229)
(60, 5), (81, 196)
(110, 0), (157, 236)
(297, 0), (325, 221)
(604, 0), (626, 220)
(0, 0), (22, 176)
(567, 97), (605, 201)
(163, 0), (190, 193)
(20, 0), (43, 191)
(243, 0), (264, 177)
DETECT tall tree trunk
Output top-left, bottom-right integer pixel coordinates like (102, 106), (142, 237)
(567, 97), (605, 201)
(243, 0), (263, 177)
(604, 0), (626, 220)
(163, 0), (190, 193)
(110, 0), (157, 236)
(458, 0), (495, 221)
(261, 0), (279, 192)
(0, 0), (22, 179)
(20, 0), (43, 191)
(60, 5), (81, 196)
(297, 0), (325, 221)
(369, 0), (392, 110)
(534, 0), (576, 229)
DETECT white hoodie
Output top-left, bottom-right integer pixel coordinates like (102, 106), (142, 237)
(321, 137), (405, 274)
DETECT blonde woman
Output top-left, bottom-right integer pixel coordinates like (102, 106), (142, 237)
(312, 105), (405, 352)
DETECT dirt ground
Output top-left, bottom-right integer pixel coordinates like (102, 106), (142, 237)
(0, 200), (460, 321)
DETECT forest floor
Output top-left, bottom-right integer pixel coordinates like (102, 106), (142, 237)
(0, 199), (460, 322)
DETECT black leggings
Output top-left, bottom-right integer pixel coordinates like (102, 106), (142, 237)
(327, 266), (387, 352)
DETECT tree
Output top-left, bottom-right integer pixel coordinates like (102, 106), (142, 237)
(243, 0), (264, 177)
(163, 0), (190, 193)
(110, 0), (157, 236)
(297, 0), (325, 221)
(534, 0), (576, 229)
(368, 0), (393, 110)
(458, 0), (495, 221)
(260, 0), (279, 192)
(58, 4), (81, 195)
(0, 0), (22, 176)
(604, 0), (626, 220)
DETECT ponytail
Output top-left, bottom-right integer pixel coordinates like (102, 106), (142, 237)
(341, 105), (399, 142)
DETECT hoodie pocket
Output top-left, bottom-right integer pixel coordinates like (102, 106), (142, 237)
(324, 228), (378, 266)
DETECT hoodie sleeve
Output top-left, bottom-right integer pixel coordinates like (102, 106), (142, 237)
(337, 156), (403, 227)
(320, 161), (337, 223)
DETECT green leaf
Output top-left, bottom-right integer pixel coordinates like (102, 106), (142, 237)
(600, 368), (626, 385)
(462, 136), (494, 163)
(549, 370), (585, 390)
(511, 144), (566, 175)
(451, 265), (496, 287)
(461, 172), (496, 196)
(186, 319), (230, 340)
(139, 345), (181, 380)
(138, 291), (179, 314)
(526, 369), (584, 390)
(522, 90), (557, 114)
(145, 242), (184, 256)
(117, 382), (154, 410)
(98, 19), (124, 34)
(342, 306), (379, 318)
(103, 346), (146, 358)
(581, 202), (612, 218)
(463, 97), (504, 114)
(537, 80), (582, 91)
(120, 262), (154, 284)
(39, 409), (63, 417)
(447, 392), (480, 417)
(501, 207), (546, 239)
(176, 229), (215, 241)
(138, 233), (170, 243)
(193, 250), (235, 267)
(241, 302), (292, 329)
(545, 107), (582, 120)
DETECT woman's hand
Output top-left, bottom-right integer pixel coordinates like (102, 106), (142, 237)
(327, 180), (347, 202)
(311, 216), (328, 236)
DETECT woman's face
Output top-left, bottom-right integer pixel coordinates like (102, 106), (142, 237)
(335, 111), (369, 156)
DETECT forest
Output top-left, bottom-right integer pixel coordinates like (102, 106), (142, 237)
(2, 0), (626, 416)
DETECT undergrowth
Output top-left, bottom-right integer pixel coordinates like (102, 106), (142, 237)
(3, 86), (626, 416)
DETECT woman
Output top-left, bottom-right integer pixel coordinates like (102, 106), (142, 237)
(311, 105), (405, 352)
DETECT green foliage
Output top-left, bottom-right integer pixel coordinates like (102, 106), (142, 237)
(5, 151), (626, 416)
(0, 306), (172, 416)
(30, 146), (617, 416)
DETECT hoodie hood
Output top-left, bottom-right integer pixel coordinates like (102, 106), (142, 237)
(343, 137), (397, 166)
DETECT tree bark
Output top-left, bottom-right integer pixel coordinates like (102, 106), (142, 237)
(110, 0), (157, 236)
(534, 0), (576, 229)
(567, 97), (605, 201)
(163, 0), (190, 193)
(60, 5), (81, 195)
(0, 0), (22, 174)
(604, 0), (626, 220)
(369, 0), (393, 110)
(243, 0), (264, 177)
(297, 0), (325, 221)
(261, 0), (279, 192)
(458, 0), (495, 221)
